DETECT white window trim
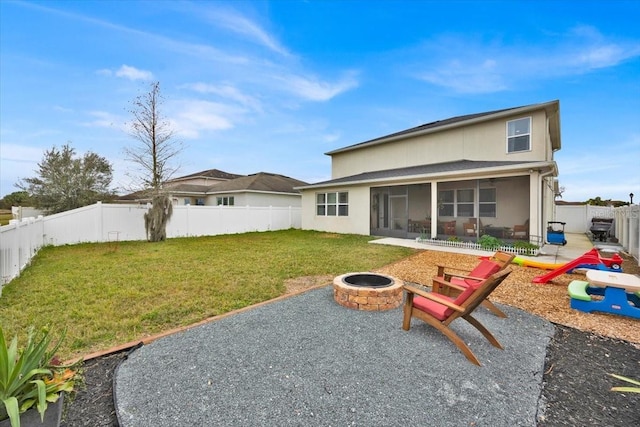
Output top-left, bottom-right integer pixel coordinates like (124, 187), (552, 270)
(456, 188), (475, 218)
(506, 116), (532, 153)
(438, 188), (476, 218)
(316, 191), (349, 216)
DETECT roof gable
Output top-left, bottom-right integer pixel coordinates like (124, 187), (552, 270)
(327, 100), (560, 155)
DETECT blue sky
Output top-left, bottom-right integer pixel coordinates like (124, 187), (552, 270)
(1, 0), (639, 202)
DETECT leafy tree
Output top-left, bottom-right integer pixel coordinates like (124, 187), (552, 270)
(17, 144), (114, 214)
(124, 81), (183, 242)
(585, 196), (608, 206)
(584, 196), (629, 207)
(0, 191), (34, 209)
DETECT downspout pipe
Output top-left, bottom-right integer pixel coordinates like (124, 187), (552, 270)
(538, 168), (557, 242)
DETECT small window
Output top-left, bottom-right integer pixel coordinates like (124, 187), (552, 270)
(457, 189), (474, 217)
(479, 188), (496, 218)
(316, 191), (348, 216)
(507, 117), (531, 152)
(195, 198), (205, 206)
(438, 190), (454, 216)
(216, 196), (234, 206)
(184, 198), (191, 205)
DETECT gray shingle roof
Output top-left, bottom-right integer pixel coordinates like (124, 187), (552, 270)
(303, 160), (542, 187)
(168, 168), (244, 182)
(205, 172), (309, 194)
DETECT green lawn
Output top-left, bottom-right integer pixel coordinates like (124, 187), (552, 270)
(0, 229), (415, 360)
(0, 211), (12, 226)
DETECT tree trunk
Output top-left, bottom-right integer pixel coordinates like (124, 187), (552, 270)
(144, 195), (173, 242)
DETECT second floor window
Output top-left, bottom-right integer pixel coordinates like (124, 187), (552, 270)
(507, 117), (531, 153)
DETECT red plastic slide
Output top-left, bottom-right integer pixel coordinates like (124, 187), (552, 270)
(532, 249), (623, 284)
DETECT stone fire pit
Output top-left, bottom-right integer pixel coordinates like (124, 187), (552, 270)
(333, 272), (404, 311)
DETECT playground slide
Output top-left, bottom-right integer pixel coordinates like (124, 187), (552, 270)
(532, 249), (623, 284)
(512, 257), (562, 271)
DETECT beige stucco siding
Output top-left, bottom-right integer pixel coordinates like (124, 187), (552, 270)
(331, 111), (549, 179)
(300, 186), (370, 235)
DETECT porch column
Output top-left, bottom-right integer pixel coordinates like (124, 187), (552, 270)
(431, 181), (438, 239)
(529, 172), (540, 243)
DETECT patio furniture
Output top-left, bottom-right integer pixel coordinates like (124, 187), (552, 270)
(468, 218), (485, 234)
(408, 219), (431, 234)
(463, 222), (477, 237)
(483, 226), (511, 239)
(513, 220), (529, 240)
(442, 220), (456, 235)
(402, 269), (513, 366)
(432, 251), (515, 318)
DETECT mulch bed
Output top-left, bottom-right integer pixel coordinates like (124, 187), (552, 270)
(61, 251), (640, 426)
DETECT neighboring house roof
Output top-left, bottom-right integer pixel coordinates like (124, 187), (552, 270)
(297, 159), (555, 189)
(165, 184), (212, 194)
(206, 172), (309, 195)
(166, 168), (244, 183)
(326, 100), (561, 155)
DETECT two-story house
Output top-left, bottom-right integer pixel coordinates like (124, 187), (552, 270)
(297, 100), (561, 244)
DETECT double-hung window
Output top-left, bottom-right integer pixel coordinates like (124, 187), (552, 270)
(317, 192), (349, 216)
(479, 188), (496, 218)
(507, 117), (531, 153)
(437, 190), (454, 216)
(438, 189), (475, 217)
(456, 189), (474, 217)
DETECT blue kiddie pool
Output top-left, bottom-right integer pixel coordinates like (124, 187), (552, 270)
(547, 221), (567, 245)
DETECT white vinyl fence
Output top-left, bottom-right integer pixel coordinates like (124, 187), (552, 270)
(555, 205), (614, 233)
(556, 203), (639, 265)
(1, 202), (301, 287)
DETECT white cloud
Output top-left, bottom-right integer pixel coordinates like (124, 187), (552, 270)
(280, 71), (359, 101)
(181, 83), (262, 111)
(0, 143), (44, 164)
(212, 10), (289, 56)
(115, 65), (154, 81)
(170, 99), (242, 139)
(412, 26), (640, 93)
(81, 111), (124, 129)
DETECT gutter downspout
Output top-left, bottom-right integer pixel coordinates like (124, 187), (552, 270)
(538, 168), (556, 244)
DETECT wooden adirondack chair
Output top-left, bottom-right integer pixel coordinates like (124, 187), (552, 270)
(402, 268), (513, 366)
(432, 251), (515, 318)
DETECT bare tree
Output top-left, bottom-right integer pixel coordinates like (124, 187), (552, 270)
(124, 82), (183, 242)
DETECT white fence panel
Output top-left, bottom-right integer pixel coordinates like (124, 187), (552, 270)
(1, 202), (302, 287)
(614, 205), (639, 264)
(0, 217), (45, 287)
(556, 205), (614, 234)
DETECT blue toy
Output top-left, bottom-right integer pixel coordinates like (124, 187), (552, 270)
(546, 221), (567, 245)
(568, 280), (640, 319)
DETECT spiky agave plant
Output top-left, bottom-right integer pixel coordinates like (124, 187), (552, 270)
(0, 327), (81, 427)
(610, 374), (640, 393)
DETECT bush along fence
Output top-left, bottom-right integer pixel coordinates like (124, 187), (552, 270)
(0, 202), (302, 288)
(415, 235), (540, 256)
